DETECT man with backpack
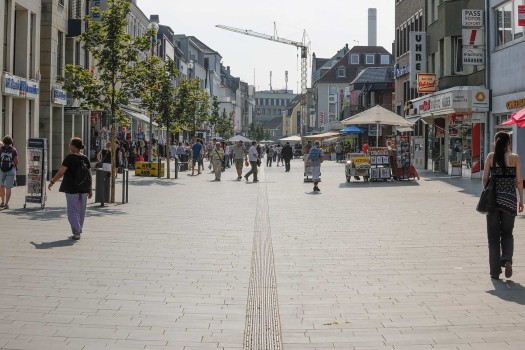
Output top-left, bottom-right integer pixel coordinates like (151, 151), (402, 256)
(0, 135), (19, 210)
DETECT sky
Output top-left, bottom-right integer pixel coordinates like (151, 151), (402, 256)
(136, 1), (396, 94)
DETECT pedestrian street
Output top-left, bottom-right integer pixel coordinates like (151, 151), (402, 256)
(1, 159), (525, 349)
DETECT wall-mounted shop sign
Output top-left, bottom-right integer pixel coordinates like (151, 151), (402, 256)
(462, 9), (484, 27)
(2, 73), (21, 96)
(52, 86), (67, 105)
(417, 73), (437, 93)
(409, 32), (427, 88)
(462, 28), (484, 46)
(506, 98), (525, 110)
(463, 47), (484, 65)
(412, 87), (489, 116)
(25, 80), (39, 100)
(393, 63), (410, 79)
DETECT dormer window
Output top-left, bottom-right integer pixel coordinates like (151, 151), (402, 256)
(350, 54), (359, 64)
(366, 54), (375, 64)
(337, 68), (346, 78)
(381, 55), (390, 64)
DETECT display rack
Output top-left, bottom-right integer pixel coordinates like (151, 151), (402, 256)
(368, 147), (391, 181)
(25, 138), (47, 209)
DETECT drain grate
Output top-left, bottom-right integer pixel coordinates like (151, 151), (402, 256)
(244, 179), (283, 349)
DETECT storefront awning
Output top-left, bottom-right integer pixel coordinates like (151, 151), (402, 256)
(406, 115), (427, 124)
(303, 131), (341, 140)
(121, 107), (150, 123)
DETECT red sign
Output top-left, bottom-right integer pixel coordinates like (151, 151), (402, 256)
(519, 5), (525, 26)
(417, 73), (437, 93)
(319, 112), (324, 124)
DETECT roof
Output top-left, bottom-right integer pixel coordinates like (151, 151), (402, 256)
(284, 94), (303, 113)
(314, 46), (392, 85)
(351, 67), (393, 85)
(263, 116), (283, 130)
(188, 36), (221, 56)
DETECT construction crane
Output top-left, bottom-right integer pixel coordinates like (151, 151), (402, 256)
(216, 23), (310, 137)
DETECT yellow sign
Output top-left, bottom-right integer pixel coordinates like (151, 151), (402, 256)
(506, 98), (525, 110)
(353, 156), (370, 165)
(135, 162), (165, 171)
(135, 162), (165, 176)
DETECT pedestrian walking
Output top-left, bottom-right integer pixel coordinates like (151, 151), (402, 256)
(307, 141), (324, 192)
(276, 144), (283, 166)
(245, 141), (260, 182)
(191, 138), (202, 176)
(335, 142), (343, 162)
(97, 142), (112, 172)
(281, 142), (293, 172)
(266, 146), (274, 167)
(232, 140), (248, 180)
(198, 139), (205, 173)
(47, 137), (92, 240)
(0, 135), (19, 210)
(211, 142), (224, 181)
(483, 131), (523, 280)
(224, 143), (231, 169)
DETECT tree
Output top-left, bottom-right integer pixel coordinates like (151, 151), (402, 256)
(215, 108), (234, 140)
(172, 79), (210, 140)
(209, 96), (220, 136)
(248, 122), (268, 141)
(136, 57), (179, 178)
(58, 0), (151, 203)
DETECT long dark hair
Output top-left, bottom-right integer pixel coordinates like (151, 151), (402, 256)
(493, 131), (510, 168)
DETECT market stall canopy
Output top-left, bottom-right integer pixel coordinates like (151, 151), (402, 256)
(303, 131), (341, 140)
(341, 105), (414, 127)
(501, 108), (525, 128)
(340, 126), (365, 134)
(228, 135), (251, 142)
(279, 135), (302, 142)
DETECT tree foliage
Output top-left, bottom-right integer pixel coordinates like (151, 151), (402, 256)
(57, 0), (152, 202)
(172, 79), (210, 136)
(248, 122), (270, 141)
(215, 108), (234, 140)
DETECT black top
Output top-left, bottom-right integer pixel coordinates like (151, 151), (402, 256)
(281, 145), (294, 160)
(59, 154), (91, 194)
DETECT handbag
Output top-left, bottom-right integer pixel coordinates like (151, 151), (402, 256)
(476, 171), (496, 214)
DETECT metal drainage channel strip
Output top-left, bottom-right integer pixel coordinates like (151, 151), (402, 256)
(244, 177), (283, 349)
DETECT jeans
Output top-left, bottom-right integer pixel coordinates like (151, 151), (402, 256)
(66, 193), (88, 235)
(486, 209), (516, 277)
(245, 161), (258, 181)
(284, 158), (291, 171)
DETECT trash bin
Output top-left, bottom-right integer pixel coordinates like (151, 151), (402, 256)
(95, 169), (111, 204)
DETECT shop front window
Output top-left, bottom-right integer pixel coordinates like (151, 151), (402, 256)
(496, 0), (525, 47)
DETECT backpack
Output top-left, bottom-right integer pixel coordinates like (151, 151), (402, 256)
(309, 148), (320, 162)
(74, 155), (92, 192)
(0, 147), (14, 172)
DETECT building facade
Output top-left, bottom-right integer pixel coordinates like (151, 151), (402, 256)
(407, 0), (487, 178)
(1, 0), (41, 184)
(487, 0), (525, 176)
(313, 46), (393, 132)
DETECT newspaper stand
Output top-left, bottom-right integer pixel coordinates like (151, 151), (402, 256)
(24, 138), (47, 209)
(368, 147), (391, 181)
(345, 153), (370, 182)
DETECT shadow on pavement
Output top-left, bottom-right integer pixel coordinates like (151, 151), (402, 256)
(1, 207), (66, 220)
(338, 180), (420, 188)
(87, 205), (127, 217)
(128, 179), (180, 187)
(30, 239), (76, 249)
(488, 280), (525, 305)
(420, 170), (482, 197)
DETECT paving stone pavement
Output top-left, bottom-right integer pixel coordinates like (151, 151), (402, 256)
(1, 158), (525, 350)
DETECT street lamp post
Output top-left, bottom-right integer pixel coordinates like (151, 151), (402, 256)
(147, 21), (159, 163)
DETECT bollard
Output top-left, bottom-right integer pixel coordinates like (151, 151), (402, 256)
(121, 169), (129, 204)
(174, 157), (179, 179)
(158, 155), (161, 179)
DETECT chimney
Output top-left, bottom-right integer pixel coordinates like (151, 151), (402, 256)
(368, 8), (377, 46)
(149, 15), (159, 23)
